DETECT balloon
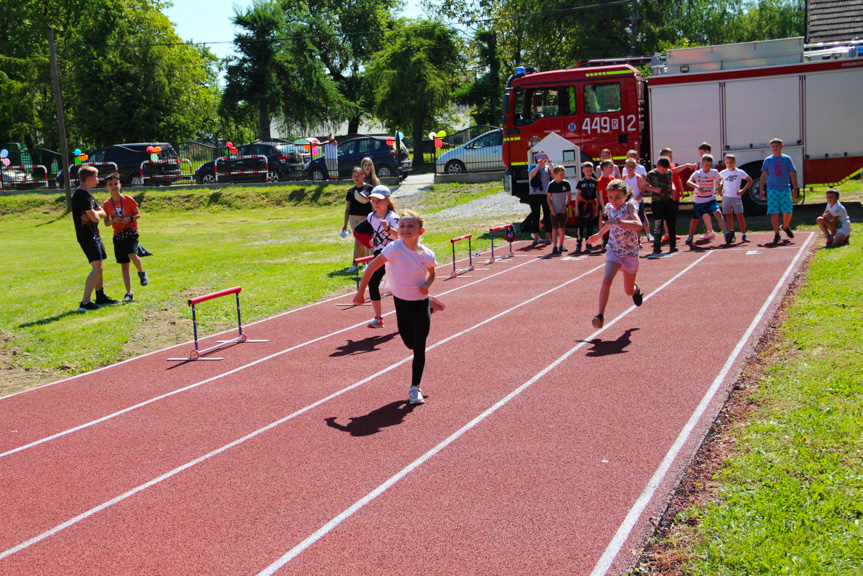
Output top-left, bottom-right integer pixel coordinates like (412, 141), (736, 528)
(434, 138), (443, 149)
(150, 153), (159, 162)
(226, 141), (233, 148)
(386, 137), (395, 146)
(80, 154), (88, 162)
(146, 146), (154, 153)
(71, 149), (80, 157)
(230, 147), (238, 155)
(303, 144), (311, 151)
(428, 131), (436, 140)
(436, 130), (447, 138)
(74, 157), (82, 165)
(153, 146), (162, 154)
(1, 158), (10, 167)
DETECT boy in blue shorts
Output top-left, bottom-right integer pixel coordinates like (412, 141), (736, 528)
(759, 138), (799, 244)
(685, 154), (732, 245)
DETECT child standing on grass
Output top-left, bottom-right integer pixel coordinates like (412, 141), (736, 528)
(102, 173), (148, 303)
(342, 167), (374, 271)
(575, 161), (598, 254)
(72, 165), (117, 312)
(759, 137), (799, 244)
(587, 179), (645, 329)
(354, 210), (440, 405)
(623, 158), (652, 242)
(817, 188), (852, 248)
(365, 185), (399, 328)
(546, 165), (572, 255)
(719, 154), (752, 243)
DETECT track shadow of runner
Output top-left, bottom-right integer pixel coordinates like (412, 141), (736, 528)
(330, 333), (398, 357)
(584, 328), (638, 357)
(325, 400), (418, 437)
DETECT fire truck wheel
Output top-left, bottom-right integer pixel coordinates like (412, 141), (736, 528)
(741, 172), (767, 216)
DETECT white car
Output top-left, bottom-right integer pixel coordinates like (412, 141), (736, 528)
(436, 129), (503, 174)
(0, 168), (34, 189)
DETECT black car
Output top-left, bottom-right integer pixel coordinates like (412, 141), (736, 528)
(304, 136), (412, 181)
(194, 142), (306, 184)
(57, 142), (182, 188)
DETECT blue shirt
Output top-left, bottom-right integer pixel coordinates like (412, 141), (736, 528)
(761, 154), (796, 191)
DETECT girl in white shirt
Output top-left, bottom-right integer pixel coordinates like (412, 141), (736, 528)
(364, 186), (399, 328)
(623, 158), (652, 241)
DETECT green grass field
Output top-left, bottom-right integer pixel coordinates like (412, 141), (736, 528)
(0, 181), (512, 395)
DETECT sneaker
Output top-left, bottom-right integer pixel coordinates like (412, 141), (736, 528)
(783, 226), (794, 239)
(94, 292), (118, 305)
(825, 234), (833, 247)
(585, 243), (593, 252)
(700, 231), (716, 241)
(78, 301), (100, 312)
(773, 232), (781, 244)
(429, 297), (446, 313)
(531, 238), (539, 247)
(724, 230), (734, 244)
(575, 245), (582, 255)
(651, 248), (662, 256)
(647, 234), (655, 242)
(661, 234), (670, 243)
(560, 246), (568, 253)
(123, 293), (133, 303)
(684, 236), (693, 246)
(347, 265), (358, 273)
(368, 317), (385, 329)
(408, 386), (425, 405)
(669, 247), (679, 253)
(742, 233), (750, 242)
(138, 271), (149, 286)
(591, 314), (604, 329)
(543, 238), (552, 244)
(632, 283), (643, 307)
(551, 247), (559, 255)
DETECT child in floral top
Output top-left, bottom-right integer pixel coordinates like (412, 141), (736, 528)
(587, 179), (645, 328)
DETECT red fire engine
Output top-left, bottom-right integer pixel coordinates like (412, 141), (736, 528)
(502, 37), (863, 214)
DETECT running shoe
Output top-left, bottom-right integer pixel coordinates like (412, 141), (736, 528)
(94, 292), (118, 305)
(123, 293), (134, 303)
(78, 301), (100, 312)
(825, 234), (833, 247)
(368, 317), (385, 329)
(347, 265), (358, 273)
(783, 226), (794, 238)
(544, 238), (552, 244)
(585, 243), (593, 252)
(575, 244), (582, 255)
(773, 232), (781, 244)
(138, 271), (149, 286)
(591, 314), (604, 329)
(661, 234), (670, 243)
(742, 233), (750, 242)
(724, 230), (734, 244)
(647, 234), (655, 242)
(532, 238), (539, 246)
(409, 386), (425, 405)
(632, 283), (643, 307)
(700, 231), (716, 241)
(560, 246), (568, 253)
(551, 247), (559, 255)
(684, 236), (693, 246)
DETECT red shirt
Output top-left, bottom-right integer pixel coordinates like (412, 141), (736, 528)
(103, 194), (139, 235)
(597, 175), (614, 206)
(670, 163), (684, 202)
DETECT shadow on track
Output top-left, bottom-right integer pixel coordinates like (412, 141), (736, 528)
(584, 327), (639, 357)
(325, 400), (418, 437)
(330, 333), (399, 357)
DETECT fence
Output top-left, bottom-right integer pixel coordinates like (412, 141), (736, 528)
(431, 125), (504, 175)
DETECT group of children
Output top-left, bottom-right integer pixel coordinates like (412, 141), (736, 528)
(72, 165), (149, 312)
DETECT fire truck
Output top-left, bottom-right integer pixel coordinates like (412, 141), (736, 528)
(502, 37), (863, 214)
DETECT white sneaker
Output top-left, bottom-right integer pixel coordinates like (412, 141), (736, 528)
(700, 231), (716, 240)
(742, 233), (750, 242)
(647, 234), (655, 242)
(368, 317), (385, 329)
(347, 265), (358, 273)
(409, 386), (425, 405)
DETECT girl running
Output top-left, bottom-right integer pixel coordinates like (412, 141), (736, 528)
(363, 185), (399, 328)
(587, 179), (645, 328)
(354, 209), (440, 405)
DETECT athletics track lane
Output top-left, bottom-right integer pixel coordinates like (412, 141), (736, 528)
(0, 234), (811, 575)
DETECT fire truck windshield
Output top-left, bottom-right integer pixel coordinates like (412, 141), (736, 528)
(511, 86), (577, 126)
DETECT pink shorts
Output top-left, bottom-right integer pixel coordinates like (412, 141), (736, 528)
(606, 251), (639, 275)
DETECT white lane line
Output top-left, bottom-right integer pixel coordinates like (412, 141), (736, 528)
(0, 262), (606, 562)
(0, 243), (522, 403)
(256, 251), (714, 575)
(589, 232), (814, 576)
(0, 251), (544, 459)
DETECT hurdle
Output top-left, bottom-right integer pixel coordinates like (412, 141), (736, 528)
(449, 233), (475, 278)
(335, 255), (377, 307)
(167, 286), (267, 361)
(486, 224), (515, 264)
(139, 158), (194, 186)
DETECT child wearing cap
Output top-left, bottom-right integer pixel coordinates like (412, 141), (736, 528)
(364, 185), (399, 328)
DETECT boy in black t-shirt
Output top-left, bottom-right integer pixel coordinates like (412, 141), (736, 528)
(72, 165), (117, 311)
(341, 166), (374, 271)
(574, 161), (599, 254)
(546, 165), (572, 255)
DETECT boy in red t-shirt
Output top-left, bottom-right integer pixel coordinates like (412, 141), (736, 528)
(596, 159), (616, 250)
(102, 173), (149, 302)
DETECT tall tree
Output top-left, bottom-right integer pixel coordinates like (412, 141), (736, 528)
(453, 29), (504, 126)
(366, 20), (463, 166)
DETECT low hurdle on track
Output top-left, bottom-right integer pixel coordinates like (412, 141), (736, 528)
(167, 286), (267, 361)
(449, 233), (475, 278)
(486, 224), (515, 264)
(353, 255), (375, 289)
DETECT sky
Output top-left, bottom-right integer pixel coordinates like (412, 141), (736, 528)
(163, 0), (424, 61)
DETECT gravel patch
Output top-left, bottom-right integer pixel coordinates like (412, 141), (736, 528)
(426, 191), (530, 221)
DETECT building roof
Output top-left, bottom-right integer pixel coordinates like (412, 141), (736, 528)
(808, 0), (863, 43)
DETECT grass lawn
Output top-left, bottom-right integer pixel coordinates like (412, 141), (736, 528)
(0, 180), (513, 396)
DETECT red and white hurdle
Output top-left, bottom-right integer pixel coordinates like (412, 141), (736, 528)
(0, 164), (49, 190)
(139, 158), (194, 186)
(167, 286), (267, 362)
(449, 233), (475, 278)
(486, 224), (516, 264)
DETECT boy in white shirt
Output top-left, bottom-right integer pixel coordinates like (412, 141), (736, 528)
(817, 188), (852, 248)
(685, 154), (732, 245)
(719, 154), (752, 243)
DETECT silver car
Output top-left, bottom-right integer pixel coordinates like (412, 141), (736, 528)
(436, 129), (503, 174)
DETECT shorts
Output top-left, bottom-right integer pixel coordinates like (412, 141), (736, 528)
(606, 250), (639, 275)
(79, 236), (107, 263)
(550, 212), (568, 229)
(833, 227), (850, 244)
(637, 199), (647, 222)
(692, 200), (719, 220)
(767, 188), (793, 215)
(721, 195), (745, 215)
(113, 228), (140, 264)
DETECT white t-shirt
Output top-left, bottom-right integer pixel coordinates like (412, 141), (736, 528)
(691, 169), (720, 204)
(719, 168), (749, 197)
(324, 142), (338, 160)
(622, 170), (643, 200)
(826, 201), (851, 232)
(367, 210), (399, 250)
(634, 164), (647, 177)
(381, 241), (437, 301)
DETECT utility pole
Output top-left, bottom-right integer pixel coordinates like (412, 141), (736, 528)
(630, 0), (639, 57)
(48, 25), (72, 211)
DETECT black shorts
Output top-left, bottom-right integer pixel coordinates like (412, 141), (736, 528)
(113, 229), (140, 264)
(79, 236), (107, 263)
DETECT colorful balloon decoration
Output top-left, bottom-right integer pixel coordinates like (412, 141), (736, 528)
(1, 158), (10, 167)
(386, 137), (395, 146)
(72, 148), (81, 157)
(434, 138), (443, 149)
(436, 130), (447, 138)
(0, 149), (8, 159)
(428, 131), (436, 140)
(153, 146), (162, 154)
(150, 153), (159, 162)
(146, 146), (154, 153)
(397, 131), (404, 140)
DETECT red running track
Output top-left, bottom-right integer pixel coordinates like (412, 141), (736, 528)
(0, 233), (813, 575)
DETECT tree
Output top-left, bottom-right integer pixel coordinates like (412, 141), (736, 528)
(366, 20), (463, 166)
(453, 29), (504, 126)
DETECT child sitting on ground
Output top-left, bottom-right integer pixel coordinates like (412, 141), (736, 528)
(817, 188), (852, 248)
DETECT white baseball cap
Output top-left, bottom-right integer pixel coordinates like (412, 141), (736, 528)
(369, 185), (391, 199)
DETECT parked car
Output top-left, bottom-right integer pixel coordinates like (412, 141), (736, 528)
(436, 129), (503, 174)
(304, 136), (412, 181)
(0, 168), (35, 190)
(56, 142), (181, 187)
(194, 142), (306, 185)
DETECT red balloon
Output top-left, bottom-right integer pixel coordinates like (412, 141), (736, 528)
(146, 146), (153, 153)
(434, 138), (443, 149)
(226, 141), (233, 148)
(386, 137), (395, 146)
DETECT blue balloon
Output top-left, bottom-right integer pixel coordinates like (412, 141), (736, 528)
(73, 148), (81, 156)
(0, 149), (7, 159)
(397, 131), (404, 140)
